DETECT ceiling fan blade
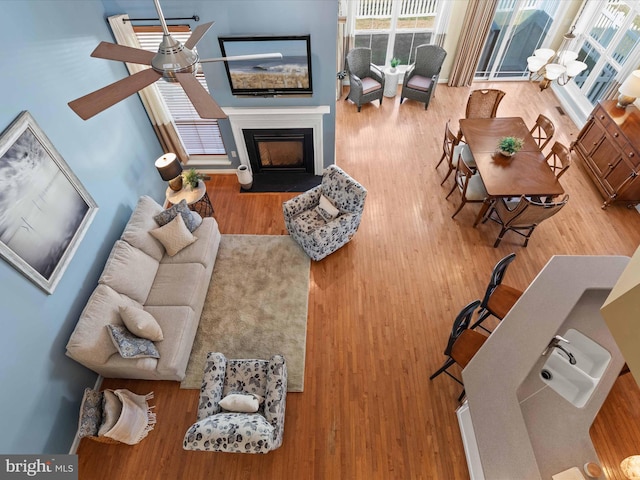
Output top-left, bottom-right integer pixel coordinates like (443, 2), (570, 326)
(184, 21), (214, 50)
(200, 53), (283, 63)
(176, 73), (227, 119)
(91, 41), (155, 65)
(68, 69), (162, 120)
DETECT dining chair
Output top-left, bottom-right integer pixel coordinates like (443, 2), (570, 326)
(465, 89), (506, 119)
(470, 253), (523, 333)
(446, 145), (486, 219)
(545, 141), (572, 179)
(436, 120), (458, 183)
(529, 114), (555, 150)
(482, 195), (570, 247)
(429, 300), (486, 402)
(345, 47), (385, 112)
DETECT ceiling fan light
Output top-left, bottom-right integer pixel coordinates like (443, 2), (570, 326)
(151, 35), (199, 81)
(566, 60), (587, 78)
(544, 63), (566, 80)
(558, 51), (578, 66)
(527, 56), (546, 72)
(534, 48), (555, 62)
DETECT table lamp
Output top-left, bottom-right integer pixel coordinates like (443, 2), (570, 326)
(617, 70), (640, 109)
(155, 153), (183, 191)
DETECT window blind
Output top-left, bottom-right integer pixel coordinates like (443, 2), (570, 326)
(133, 26), (225, 155)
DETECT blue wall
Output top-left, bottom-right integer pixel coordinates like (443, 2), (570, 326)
(102, 0), (339, 168)
(0, 1), (165, 453)
(0, 0), (337, 454)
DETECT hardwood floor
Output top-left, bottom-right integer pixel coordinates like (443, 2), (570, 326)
(78, 82), (640, 479)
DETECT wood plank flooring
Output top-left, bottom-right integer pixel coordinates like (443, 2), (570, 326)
(78, 81), (640, 479)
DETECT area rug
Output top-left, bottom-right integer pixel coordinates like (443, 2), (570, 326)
(180, 234), (310, 392)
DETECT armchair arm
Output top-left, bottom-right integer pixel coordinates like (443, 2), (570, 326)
(369, 64), (385, 84)
(282, 185), (322, 219)
(310, 212), (360, 246)
(264, 355), (287, 449)
(197, 352), (227, 421)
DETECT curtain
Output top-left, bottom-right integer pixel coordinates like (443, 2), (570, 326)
(447, 0), (499, 87)
(337, 17), (347, 100)
(107, 15), (188, 164)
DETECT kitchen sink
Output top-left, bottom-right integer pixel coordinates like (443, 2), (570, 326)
(539, 329), (611, 408)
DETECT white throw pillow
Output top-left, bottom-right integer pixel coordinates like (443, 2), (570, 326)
(98, 390), (123, 437)
(219, 393), (260, 413)
(317, 194), (340, 221)
(119, 306), (163, 342)
(149, 214), (197, 256)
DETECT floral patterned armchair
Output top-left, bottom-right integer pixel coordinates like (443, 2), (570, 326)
(283, 165), (368, 261)
(183, 352), (287, 454)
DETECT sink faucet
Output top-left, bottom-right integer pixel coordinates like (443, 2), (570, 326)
(542, 335), (577, 365)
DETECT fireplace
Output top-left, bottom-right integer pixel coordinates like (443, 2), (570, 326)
(243, 128), (314, 174)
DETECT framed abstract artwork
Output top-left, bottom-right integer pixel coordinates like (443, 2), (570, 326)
(0, 111), (97, 294)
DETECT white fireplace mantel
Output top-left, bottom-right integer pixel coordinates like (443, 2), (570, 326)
(222, 106), (331, 175)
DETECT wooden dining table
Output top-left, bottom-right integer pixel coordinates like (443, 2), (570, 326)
(458, 117), (565, 226)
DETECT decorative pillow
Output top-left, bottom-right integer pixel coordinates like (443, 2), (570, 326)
(219, 393), (261, 413)
(316, 194), (340, 221)
(77, 388), (103, 438)
(98, 390), (123, 437)
(153, 199), (198, 232)
(107, 325), (160, 359)
(119, 306), (163, 342)
(149, 214), (197, 256)
(190, 211), (203, 231)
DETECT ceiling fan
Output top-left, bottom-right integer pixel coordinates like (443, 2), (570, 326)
(68, 0), (282, 121)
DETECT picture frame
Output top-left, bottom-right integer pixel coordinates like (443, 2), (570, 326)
(0, 111), (98, 294)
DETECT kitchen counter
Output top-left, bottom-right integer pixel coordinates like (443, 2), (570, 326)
(462, 255), (629, 479)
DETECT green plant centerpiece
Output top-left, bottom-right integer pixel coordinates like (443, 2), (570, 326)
(497, 136), (524, 157)
(390, 57), (400, 72)
(183, 168), (205, 189)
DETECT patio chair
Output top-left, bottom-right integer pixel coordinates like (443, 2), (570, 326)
(400, 44), (447, 109)
(345, 47), (385, 112)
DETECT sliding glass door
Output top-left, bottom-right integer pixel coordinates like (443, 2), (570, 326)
(476, 0), (564, 80)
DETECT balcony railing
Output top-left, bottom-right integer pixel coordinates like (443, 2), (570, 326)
(357, 0), (438, 18)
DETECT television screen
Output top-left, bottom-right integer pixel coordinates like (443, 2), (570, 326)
(218, 35), (312, 96)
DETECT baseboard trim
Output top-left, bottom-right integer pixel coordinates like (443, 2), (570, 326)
(68, 375), (103, 455)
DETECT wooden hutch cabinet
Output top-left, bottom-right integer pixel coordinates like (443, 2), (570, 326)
(571, 100), (640, 208)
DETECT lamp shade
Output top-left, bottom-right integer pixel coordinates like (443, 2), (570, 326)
(545, 63), (567, 80)
(566, 60), (587, 78)
(534, 48), (555, 62)
(621, 455), (640, 479)
(155, 153), (183, 181)
(619, 70), (640, 98)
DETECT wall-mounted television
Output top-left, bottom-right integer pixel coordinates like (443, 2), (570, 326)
(218, 35), (312, 96)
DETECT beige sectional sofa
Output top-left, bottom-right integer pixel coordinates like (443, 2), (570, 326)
(66, 195), (221, 381)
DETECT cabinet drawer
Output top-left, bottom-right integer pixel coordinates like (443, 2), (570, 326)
(593, 106), (611, 128)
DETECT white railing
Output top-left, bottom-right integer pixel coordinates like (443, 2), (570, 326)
(357, 0), (438, 18)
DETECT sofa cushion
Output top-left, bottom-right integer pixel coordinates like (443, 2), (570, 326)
(144, 263), (207, 308)
(78, 388), (103, 438)
(107, 325), (161, 359)
(99, 240), (159, 304)
(119, 306), (163, 342)
(66, 285), (142, 366)
(149, 214), (197, 256)
(120, 195), (165, 261)
(161, 217), (220, 269)
(144, 305), (199, 379)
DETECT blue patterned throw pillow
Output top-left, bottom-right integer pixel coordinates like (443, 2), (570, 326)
(78, 388), (103, 438)
(107, 325), (160, 359)
(153, 199), (198, 232)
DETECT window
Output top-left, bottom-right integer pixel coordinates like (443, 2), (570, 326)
(572, 0), (640, 106)
(133, 26), (226, 156)
(352, 0), (440, 67)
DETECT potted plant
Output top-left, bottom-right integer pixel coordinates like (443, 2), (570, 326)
(182, 168), (205, 189)
(497, 136), (524, 157)
(390, 57), (400, 73)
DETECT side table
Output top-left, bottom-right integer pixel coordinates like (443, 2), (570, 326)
(384, 68), (401, 97)
(166, 180), (214, 217)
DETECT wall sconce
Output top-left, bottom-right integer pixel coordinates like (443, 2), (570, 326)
(621, 455), (640, 479)
(527, 27), (587, 91)
(617, 70), (640, 109)
(155, 153), (183, 191)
